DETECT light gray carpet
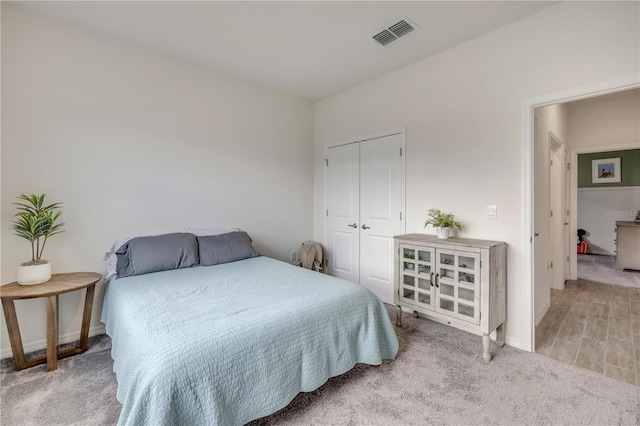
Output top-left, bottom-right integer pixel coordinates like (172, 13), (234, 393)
(0, 335), (119, 425)
(2, 307), (639, 425)
(578, 254), (640, 288)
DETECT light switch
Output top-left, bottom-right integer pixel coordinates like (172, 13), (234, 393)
(486, 205), (497, 220)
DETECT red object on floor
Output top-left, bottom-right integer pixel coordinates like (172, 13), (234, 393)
(577, 241), (587, 254)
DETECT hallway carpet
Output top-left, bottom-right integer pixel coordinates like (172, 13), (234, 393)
(577, 254), (640, 288)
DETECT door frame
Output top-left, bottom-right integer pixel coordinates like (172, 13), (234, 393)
(563, 146), (571, 282)
(323, 127), (407, 280)
(522, 74), (639, 352)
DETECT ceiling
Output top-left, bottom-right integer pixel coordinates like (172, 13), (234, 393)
(16, 1), (559, 102)
(566, 87), (639, 107)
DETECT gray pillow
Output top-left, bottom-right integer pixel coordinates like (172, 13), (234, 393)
(197, 231), (260, 266)
(116, 233), (199, 278)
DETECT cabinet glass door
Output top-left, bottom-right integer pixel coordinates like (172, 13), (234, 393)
(435, 249), (480, 324)
(399, 245), (435, 310)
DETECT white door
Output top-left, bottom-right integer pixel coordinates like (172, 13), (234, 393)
(359, 135), (403, 302)
(325, 142), (360, 284)
(549, 136), (565, 290)
(533, 117), (551, 325)
(325, 132), (404, 304)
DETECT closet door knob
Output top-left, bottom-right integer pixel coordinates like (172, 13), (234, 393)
(362, 224), (370, 230)
(348, 223), (357, 228)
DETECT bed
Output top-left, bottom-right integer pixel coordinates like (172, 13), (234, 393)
(101, 232), (398, 425)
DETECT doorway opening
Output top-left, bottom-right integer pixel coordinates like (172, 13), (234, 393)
(527, 80), (640, 386)
(573, 143), (640, 285)
(523, 74), (639, 353)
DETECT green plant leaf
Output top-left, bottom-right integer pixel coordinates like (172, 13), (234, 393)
(12, 193), (64, 260)
(424, 208), (461, 230)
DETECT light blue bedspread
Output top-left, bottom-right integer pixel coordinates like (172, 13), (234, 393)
(101, 256), (398, 425)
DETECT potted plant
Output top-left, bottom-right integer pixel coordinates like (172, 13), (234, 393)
(12, 194), (64, 285)
(424, 208), (461, 239)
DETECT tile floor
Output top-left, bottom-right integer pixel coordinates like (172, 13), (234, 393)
(535, 279), (640, 386)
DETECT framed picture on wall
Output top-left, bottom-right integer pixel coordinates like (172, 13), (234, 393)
(592, 157), (621, 183)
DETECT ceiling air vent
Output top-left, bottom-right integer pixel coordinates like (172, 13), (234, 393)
(372, 17), (419, 46)
(373, 29), (397, 46)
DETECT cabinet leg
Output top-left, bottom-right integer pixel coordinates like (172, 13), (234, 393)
(412, 310), (419, 318)
(396, 305), (403, 327)
(482, 334), (491, 362)
(496, 323), (506, 347)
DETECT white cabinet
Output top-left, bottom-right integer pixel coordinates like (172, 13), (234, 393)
(394, 234), (507, 361)
(616, 221), (640, 271)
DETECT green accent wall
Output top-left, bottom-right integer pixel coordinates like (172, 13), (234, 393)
(578, 149), (640, 188)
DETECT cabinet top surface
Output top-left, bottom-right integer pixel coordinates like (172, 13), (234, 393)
(1, 272), (102, 300)
(394, 233), (505, 248)
(616, 221), (640, 227)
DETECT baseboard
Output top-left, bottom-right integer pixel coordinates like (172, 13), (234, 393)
(535, 300), (550, 326)
(1, 324), (106, 360)
(505, 336), (525, 351)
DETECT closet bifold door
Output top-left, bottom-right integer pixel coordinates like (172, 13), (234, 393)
(325, 142), (360, 284)
(325, 131), (404, 305)
(358, 135), (403, 304)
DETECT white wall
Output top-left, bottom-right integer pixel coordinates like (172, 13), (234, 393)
(1, 5), (313, 357)
(577, 187), (640, 255)
(313, 1), (639, 349)
(568, 89), (640, 151)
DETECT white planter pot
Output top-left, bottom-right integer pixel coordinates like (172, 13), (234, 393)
(436, 227), (452, 239)
(17, 261), (51, 285)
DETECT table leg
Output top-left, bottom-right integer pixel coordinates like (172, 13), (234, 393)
(1, 299), (27, 370)
(79, 284), (95, 351)
(45, 295), (59, 371)
(396, 305), (403, 327)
